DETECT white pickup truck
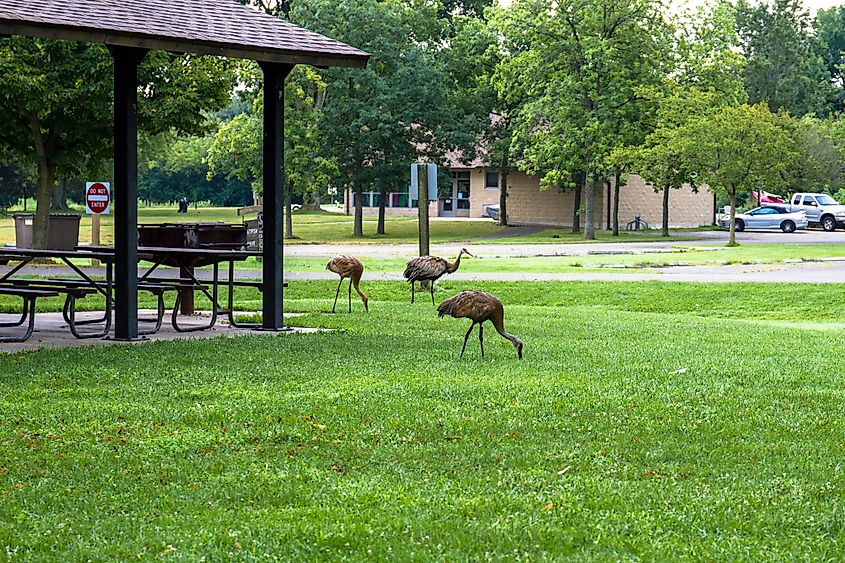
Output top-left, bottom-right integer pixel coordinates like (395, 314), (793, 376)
(774, 193), (845, 231)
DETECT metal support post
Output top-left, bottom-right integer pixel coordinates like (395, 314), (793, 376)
(258, 62), (294, 330)
(109, 45), (147, 341)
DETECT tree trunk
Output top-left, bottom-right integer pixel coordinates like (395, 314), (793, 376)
(285, 178), (294, 239)
(311, 187), (322, 211)
(33, 160), (55, 249)
(712, 193), (717, 226)
(572, 185), (581, 233)
(583, 175), (596, 240)
(612, 172), (620, 236)
(51, 177), (70, 211)
(377, 177), (387, 235)
(499, 170), (508, 226)
(728, 187), (737, 246)
(662, 184), (670, 237)
(353, 185), (364, 237)
(606, 180), (611, 230)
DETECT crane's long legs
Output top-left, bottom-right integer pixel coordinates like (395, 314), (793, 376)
(461, 322), (475, 358)
(479, 322), (484, 358)
(430, 281), (435, 305)
(332, 277), (344, 313)
(411, 282), (415, 304)
(347, 279), (352, 313)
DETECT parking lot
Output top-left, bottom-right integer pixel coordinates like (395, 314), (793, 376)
(687, 228), (845, 245)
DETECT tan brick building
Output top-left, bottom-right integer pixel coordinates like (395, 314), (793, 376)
(346, 166), (714, 229)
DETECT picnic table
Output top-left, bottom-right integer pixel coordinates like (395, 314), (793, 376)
(0, 247), (116, 340)
(0, 245), (279, 341)
(84, 245), (270, 331)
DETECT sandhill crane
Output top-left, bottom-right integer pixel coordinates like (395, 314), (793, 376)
(326, 255), (368, 313)
(437, 290), (523, 359)
(403, 248), (474, 304)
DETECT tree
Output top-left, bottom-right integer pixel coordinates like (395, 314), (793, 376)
(626, 91), (713, 237)
(449, 13), (516, 226)
(295, 0), (476, 238)
(139, 132), (253, 207)
(681, 103), (796, 246)
(735, 0), (832, 117)
(0, 159), (32, 213)
(497, 0), (672, 240)
(0, 38), (235, 247)
(814, 6), (845, 114)
(624, 0), (746, 237)
(208, 67), (331, 237)
(777, 115), (844, 196)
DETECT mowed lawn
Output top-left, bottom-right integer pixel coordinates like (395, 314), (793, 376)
(0, 206), (501, 246)
(2, 281), (845, 559)
(278, 243), (845, 274)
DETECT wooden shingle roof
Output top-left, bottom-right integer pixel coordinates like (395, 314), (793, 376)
(0, 0), (369, 67)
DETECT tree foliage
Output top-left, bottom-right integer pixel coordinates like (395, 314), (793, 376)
(0, 37), (235, 246)
(681, 103), (797, 245)
(292, 0), (482, 237)
(496, 0), (672, 240)
(814, 6), (845, 114)
(735, 0), (832, 117)
(207, 66), (332, 236)
(139, 133), (253, 207)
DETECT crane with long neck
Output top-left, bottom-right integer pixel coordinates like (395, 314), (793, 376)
(437, 290), (523, 359)
(403, 248), (474, 305)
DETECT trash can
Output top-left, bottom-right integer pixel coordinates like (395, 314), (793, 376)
(13, 213), (81, 250)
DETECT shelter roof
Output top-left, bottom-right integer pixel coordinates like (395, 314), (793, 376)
(0, 0), (369, 67)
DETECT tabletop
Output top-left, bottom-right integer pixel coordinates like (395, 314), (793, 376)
(80, 245), (260, 261)
(0, 247), (117, 261)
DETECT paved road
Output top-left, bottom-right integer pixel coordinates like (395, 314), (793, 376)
(283, 228), (845, 260)
(679, 229), (845, 245)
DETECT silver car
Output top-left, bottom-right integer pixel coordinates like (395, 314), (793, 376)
(720, 206), (808, 233)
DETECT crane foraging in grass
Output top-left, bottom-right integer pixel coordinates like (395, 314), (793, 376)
(403, 248), (474, 304)
(437, 290), (523, 359)
(326, 255), (368, 313)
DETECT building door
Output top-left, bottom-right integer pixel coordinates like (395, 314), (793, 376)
(441, 171), (470, 217)
(455, 171), (471, 214)
(440, 174), (458, 217)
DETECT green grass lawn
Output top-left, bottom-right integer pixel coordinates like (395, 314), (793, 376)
(0, 206), (501, 246)
(258, 243), (845, 274)
(2, 281), (845, 559)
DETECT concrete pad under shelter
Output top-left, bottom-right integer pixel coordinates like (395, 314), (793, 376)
(0, 311), (317, 354)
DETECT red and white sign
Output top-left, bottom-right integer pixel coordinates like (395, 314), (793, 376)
(85, 182), (111, 214)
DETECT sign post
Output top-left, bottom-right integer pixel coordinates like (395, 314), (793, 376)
(418, 163), (430, 258)
(85, 182), (111, 265)
(411, 162), (437, 265)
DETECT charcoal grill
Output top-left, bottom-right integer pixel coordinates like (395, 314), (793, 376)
(138, 222), (247, 313)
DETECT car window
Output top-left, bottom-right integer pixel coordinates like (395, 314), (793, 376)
(817, 195), (838, 205)
(793, 195), (801, 205)
(803, 196), (817, 205)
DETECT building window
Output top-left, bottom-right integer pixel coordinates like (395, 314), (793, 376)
(485, 171), (499, 190)
(355, 190), (411, 208)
